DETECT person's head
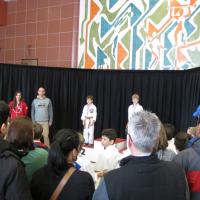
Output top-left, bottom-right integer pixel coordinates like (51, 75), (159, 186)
(13, 91), (23, 108)
(132, 94), (140, 104)
(101, 129), (117, 148)
(163, 123), (175, 140)
(187, 126), (197, 137)
(33, 123), (43, 140)
(155, 123), (168, 151)
(6, 117), (34, 151)
(174, 131), (191, 152)
(128, 110), (161, 154)
(0, 101), (9, 138)
(86, 95), (93, 105)
(48, 129), (80, 175)
(37, 87), (46, 97)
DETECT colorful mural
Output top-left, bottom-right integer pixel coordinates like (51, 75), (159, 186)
(78, 0), (200, 70)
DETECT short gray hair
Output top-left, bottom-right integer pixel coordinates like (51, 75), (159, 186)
(128, 110), (161, 153)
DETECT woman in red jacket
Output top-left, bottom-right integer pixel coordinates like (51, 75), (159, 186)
(9, 91), (28, 120)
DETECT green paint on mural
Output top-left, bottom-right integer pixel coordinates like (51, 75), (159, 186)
(142, 0), (147, 10)
(188, 11), (200, 42)
(149, 1), (168, 24)
(119, 18), (128, 32)
(105, 45), (115, 69)
(122, 29), (130, 48)
(168, 49), (175, 64)
(99, 0), (121, 22)
(188, 48), (200, 67)
(78, 55), (84, 68)
(89, 21), (115, 55)
(105, 44), (116, 69)
(101, 30), (115, 47)
(140, 28), (146, 40)
(89, 22), (100, 55)
(139, 48), (143, 70)
(80, 0), (89, 43)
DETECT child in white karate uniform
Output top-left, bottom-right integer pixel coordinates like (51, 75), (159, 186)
(81, 96), (97, 146)
(96, 129), (121, 177)
(128, 94), (143, 122)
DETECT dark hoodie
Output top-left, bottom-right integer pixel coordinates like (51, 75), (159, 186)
(173, 139), (200, 200)
(0, 138), (32, 200)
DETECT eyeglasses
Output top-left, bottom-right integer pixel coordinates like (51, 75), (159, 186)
(127, 133), (133, 144)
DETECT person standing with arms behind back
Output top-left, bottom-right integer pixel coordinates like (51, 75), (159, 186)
(31, 87), (53, 147)
(9, 90), (28, 120)
(81, 95), (97, 147)
(128, 93), (143, 122)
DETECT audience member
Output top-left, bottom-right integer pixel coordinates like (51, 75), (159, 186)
(0, 101), (32, 199)
(174, 131), (191, 152)
(31, 129), (94, 200)
(7, 117), (48, 182)
(187, 125), (200, 148)
(33, 123), (48, 150)
(156, 123), (176, 161)
(93, 111), (189, 200)
(96, 129), (121, 177)
(173, 136), (200, 199)
(164, 123), (177, 153)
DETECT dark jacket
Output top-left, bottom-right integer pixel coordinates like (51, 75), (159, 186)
(93, 154), (188, 200)
(173, 139), (200, 200)
(0, 139), (32, 200)
(31, 164), (95, 200)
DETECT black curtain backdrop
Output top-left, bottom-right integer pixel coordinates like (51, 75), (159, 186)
(0, 63), (200, 140)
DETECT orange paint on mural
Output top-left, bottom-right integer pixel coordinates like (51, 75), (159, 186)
(117, 42), (128, 69)
(177, 48), (187, 62)
(90, 0), (100, 20)
(84, 0), (100, 69)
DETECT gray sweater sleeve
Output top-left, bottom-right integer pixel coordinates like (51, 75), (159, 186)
(48, 99), (53, 124)
(31, 100), (35, 123)
(92, 178), (109, 200)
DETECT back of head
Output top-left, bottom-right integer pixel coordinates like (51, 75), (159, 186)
(163, 123), (175, 140)
(128, 110), (161, 153)
(0, 101), (9, 128)
(156, 123), (168, 151)
(33, 123), (43, 140)
(102, 129), (117, 142)
(48, 129), (80, 175)
(187, 126), (197, 136)
(175, 131), (191, 151)
(6, 117), (34, 151)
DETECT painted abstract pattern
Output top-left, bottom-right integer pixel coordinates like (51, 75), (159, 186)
(78, 0), (200, 70)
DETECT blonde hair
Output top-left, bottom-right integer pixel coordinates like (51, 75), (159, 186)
(187, 127), (196, 136)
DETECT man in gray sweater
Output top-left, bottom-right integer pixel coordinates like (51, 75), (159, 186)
(31, 87), (53, 147)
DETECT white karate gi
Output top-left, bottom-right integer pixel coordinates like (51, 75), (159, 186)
(95, 145), (121, 172)
(128, 103), (143, 121)
(81, 104), (97, 144)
